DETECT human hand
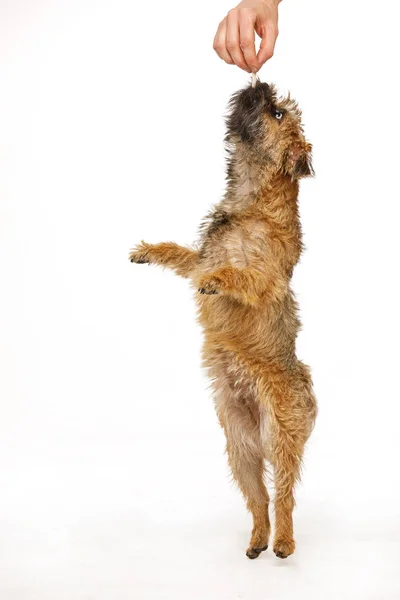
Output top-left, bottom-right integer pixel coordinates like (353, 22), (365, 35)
(213, 0), (280, 73)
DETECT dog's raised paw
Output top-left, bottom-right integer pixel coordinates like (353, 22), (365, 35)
(129, 244), (150, 264)
(197, 275), (222, 295)
(130, 257), (148, 264)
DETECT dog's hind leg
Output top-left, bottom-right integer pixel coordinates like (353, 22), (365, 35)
(270, 429), (301, 559)
(259, 365), (316, 559)
(227, 437), (271, 559)
(215, 376), (271, 559)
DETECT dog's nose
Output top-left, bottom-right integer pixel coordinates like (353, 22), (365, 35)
(246, 82), (270, 109)
(248, 81), (270, 98)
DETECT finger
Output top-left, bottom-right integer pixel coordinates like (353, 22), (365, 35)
(226, 10), (251, 73)
(213, 19), (234, 65)
(238, 9), (258, 73)
(257, 22), (279, 68)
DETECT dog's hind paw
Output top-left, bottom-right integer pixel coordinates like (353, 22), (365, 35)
(246, 544), (268, 560)
(273, 539), (295, 559)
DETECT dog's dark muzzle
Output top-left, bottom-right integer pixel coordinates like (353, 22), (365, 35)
(226, 82), (271, 143)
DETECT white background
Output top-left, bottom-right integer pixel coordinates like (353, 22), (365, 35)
(1, 0), (400, 598)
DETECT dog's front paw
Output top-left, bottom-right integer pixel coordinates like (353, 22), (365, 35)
(198, 275), (222, 295)
(129, 242), (151, 264)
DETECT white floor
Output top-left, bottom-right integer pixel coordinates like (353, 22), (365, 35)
(1, 427), (399, 600)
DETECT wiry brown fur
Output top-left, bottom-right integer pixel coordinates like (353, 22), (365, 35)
(129, 81), (317, 560)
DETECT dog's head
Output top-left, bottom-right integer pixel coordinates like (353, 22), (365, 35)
(226, 81), (314, 179)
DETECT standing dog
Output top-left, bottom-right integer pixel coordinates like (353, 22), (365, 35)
(129, 81), (317, 560)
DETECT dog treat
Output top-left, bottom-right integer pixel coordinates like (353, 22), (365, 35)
(129, 81), (317, 561)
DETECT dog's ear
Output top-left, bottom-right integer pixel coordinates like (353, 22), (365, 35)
(285, 143), (314, 179)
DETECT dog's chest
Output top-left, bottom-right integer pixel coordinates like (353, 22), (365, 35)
(198, 209), (232, 252)
(198, 211), (267, 270)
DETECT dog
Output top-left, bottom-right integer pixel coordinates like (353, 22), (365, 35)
(129, 80), (317, 560)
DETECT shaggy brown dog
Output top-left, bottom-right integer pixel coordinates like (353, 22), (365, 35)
(129, 81), (317, 560)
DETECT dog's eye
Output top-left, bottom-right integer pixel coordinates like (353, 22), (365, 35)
(274, 110), (284, 120)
